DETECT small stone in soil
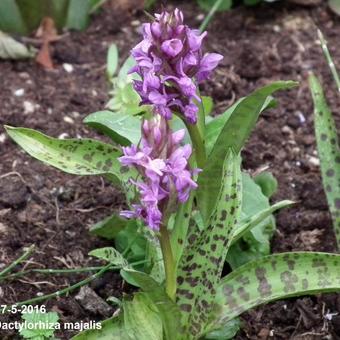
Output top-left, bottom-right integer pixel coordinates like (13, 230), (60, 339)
(75, 286), (113, 318)
(0, 177), (29, 208)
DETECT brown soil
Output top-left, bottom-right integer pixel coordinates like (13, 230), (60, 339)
(0, 1), (339, 339)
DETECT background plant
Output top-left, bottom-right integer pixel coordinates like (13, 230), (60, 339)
(4, 9), (340, 340)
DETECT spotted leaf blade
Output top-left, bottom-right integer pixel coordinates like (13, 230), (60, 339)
(5, 126), (133, 182)
(309, 74), (340, 248)
(197, 81), (298, 224)
(214, 252), (340, 329)
(176, 150), (242, 339)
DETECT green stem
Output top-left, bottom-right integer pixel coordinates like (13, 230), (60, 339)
(199, 0), (224, 32)
(159, 224), (176, 301)
(1, 264), (112, 313)
(0, 245), (35, 277)
(186, 122), (206, 168)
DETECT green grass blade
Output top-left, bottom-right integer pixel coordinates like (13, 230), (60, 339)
(215, 252), (340, 326)
(176, 150), (242, 339)
(197, 81), (297, 224)
(309, 74), (340, 247)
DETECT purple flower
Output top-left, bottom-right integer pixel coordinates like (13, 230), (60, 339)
(119, 116), (199, 230)
(130, 8), (223, 124)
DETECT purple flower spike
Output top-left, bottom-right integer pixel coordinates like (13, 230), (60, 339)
(130, 8), (223, 124)
(119, 116), (199, 230)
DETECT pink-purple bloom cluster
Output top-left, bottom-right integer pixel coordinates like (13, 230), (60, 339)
(130, 8), (223, 124)
(119, 116), (198, 230)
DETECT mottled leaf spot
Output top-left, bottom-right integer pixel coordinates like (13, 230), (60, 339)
(255, 267), (272, 297)
(326, 169), (335, 177)
(280, 271), (298, 293)
(237, 287), (250, 301)
(180, 304), (192, 312)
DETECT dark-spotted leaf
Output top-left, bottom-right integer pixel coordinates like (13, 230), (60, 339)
(5, 126), (131, 182)
(176, 150), (242, 339)
(123, 293), (163, 340)
(309, 74), (340, 247)
(227, 172), (284, 269)
(84, 110), (141, 146)
(89, 247), (129, 268)
(215, 252), (340, 326)
(198, 81), (297, 224)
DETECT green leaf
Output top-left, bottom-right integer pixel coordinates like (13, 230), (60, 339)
(231, 200), (294, 245)
(114, 221), (147, 263)
(204, 318), (240, 340)
(20, 311), (59, 339)
(309, 74), (340, 248)
(254, 171), (278, 198)
(0, 31), (35, 59)
(123, 293), (163, 340)
(197, 0), (232, 12)
(89, 247), (129, 267)
(72, 315), (128, 339)
(0, 0), (29, 35)
(120, 269), (181, 340)
(198, 81), (297, 224)
(176, 150), (242, 339)
(65, 0), (92, 30)
(226, 173), (277, 269)
(90, 213), (128, 240)
(84, 110), (141, 146)
(5, 126), (130, 182)
(107, 44), (119, 79)
(170, 194), (194, 270)
(215, 252), (340, 325)
(329, 0), (340, 16)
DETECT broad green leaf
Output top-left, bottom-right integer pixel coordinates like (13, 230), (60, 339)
(90, 213), (128, 240)
(72, 315), (128, 339)
(197, 0), (232, 12)
(176, 150), (242, 339)
(309, 74), (340, 248)
(227, 173), (277, 269)
(20, 311), (59, 339)
(198, 81), (297, 224)
(65, 0), (92, 30)
(89, 247), (128, 268)
(0, 31), (35, 59)
(205, 96), (276, 155)
(120, 269), (181, 340)
(114, 221), (147, 263)
(107, 44), (119, 79)
(231, 200), (294, 245)
(254, 171), (278, 198)
(84, 110), (141, 146)
(123, 293), (163, 340)
(5, 126), (131, 182)
(0, 0), (28, 34)
(215, 252), (340, 325)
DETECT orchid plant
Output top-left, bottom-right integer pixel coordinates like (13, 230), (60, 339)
(5, 9), (340, 340)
